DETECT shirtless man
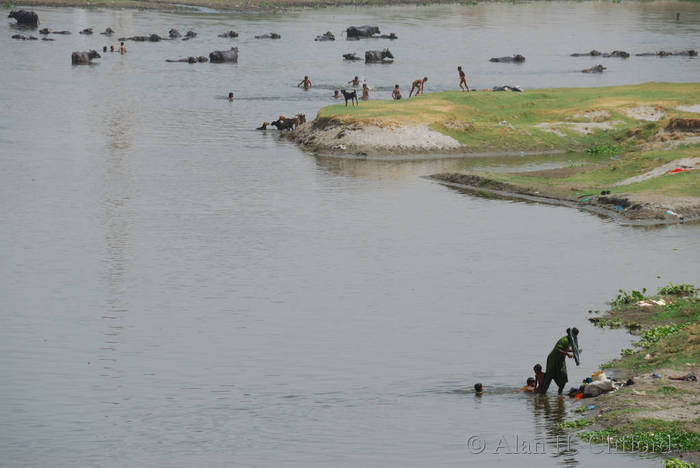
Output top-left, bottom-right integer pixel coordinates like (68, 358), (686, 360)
(409, 77), (427, 97)
(392, 84), (402, 100)
(298, 75), (312, 90)
(119, 41), (126, 54)
(458, 66), (469, 92)
(348, 76), (360, 87)
(361, 83), (369, 101)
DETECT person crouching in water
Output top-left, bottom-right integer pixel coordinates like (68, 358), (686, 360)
(474, 383), (483, 395)
(333, 89), (341, 99)
(227, 92), (234, 102)
(392, 84), (402, 100)
(539, 328), (579, 394)
(517, 378), (537, 393)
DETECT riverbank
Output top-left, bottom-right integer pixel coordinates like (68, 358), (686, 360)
(293, 82), (700, 224)
(560, 284), (700, 466)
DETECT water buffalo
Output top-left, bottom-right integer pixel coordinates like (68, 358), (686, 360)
(582, 64), (606, 73)
(604, 50), (629, 58)
(365, 49), (394, 63)
(255, 33), (281, 39)
(490, 54), (526, 63)
(182, 30), (197, 40)
(101, 27), (114, 35)
(315, 31), (335, 41)
(209, 47), (239, 63)
(72, 50), (101, 65)
(8, 10), (39, 27)
(166, 56), (208, 63)
(636, 50), (697, 57)
(346, 25), (379, 39)
(39, 28), (50, 34)
(571, 50), (601, 57)
(218, 31), (239, 38)
(119, 34), (162, 42)
(12, 34), (38, 40)
(79, 28), (93, 35)
(343, 52), (361, 61)
(169, 29), (181, 38)
(52, 30), (71, 34)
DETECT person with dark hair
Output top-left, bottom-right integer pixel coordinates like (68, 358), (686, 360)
(533, 363), (545, 392)
(119, 41), (126, 54)
(409, 77), (428, 97)
(458, 66), (469, 92)
(474, 383), (483, 395)
(110, 45), (115, 53)
(538, 328), (579, 395)
(517, 377), (537, 392)
(392, 84), (402, 100)
(227, 92), (234, 102)
(103, 46), (108, 53)
(297, 75), (312, 91)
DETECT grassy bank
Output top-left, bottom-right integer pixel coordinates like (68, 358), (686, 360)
(559, 284), (700, 466)
(316, 82), (700, 153)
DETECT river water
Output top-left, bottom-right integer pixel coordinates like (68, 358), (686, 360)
(1, 2), (700, 466)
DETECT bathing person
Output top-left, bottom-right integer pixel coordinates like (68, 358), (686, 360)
(458, 66), (469, 92)
(533, 363), (545, 392)
(392, 84), (402, 100)
(110, 45), (115, 52)
(361, 83), (369, 101)
(333, 89), (341, 99)
(676, 12), (680, 21)
(119, 42), (126, 54)
(298, 75), (312, 90)
(348, 76), (360, 87)
(474, 383), (483, 395)
(227, 92), (234, 102)
(103, 46), (107, 53)
(539, 328), (579, 395)
(409, 77), (428, 97)
(517, 378), (537, 393)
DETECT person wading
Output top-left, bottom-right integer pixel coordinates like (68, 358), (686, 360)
(538, 327), (579, 395)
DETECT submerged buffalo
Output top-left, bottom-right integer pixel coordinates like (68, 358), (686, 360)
(365, 49), (394, 63)
(346, 25), (379, 39)
(12, 34), (38, 40)
(218, 31), (239, 38)
(209, 47), (239, 63)
(169, 29), (181, 38)
(571, 50), (601, 57)
(79, 28), (93, 35)
(490, 54), (526, 63)
(101, 27), (114, 35)
(255, 33), (281, 39)
(582, 64), (606, 73)
(119, 34), (162, 42)
(8, 10), (39, 27)
(315, 31), (335, 41)
(182, 30), (197, 40)
(636, 50), (698, 57)
(343, 52), (361, 61)
(571, 49), (629, 58)
(72, 50), (100, 65)
(166, 56), (209, 63)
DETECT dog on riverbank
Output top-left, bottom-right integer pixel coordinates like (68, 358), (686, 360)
(341, 89), (358, 107)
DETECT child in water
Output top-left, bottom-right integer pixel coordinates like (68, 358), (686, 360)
(227, 92), (234, 102)
(517, 378), (537, 392)
(333, 89), (341, 99)
(533, 363), (545, 392)
(474, 383), (483, 395)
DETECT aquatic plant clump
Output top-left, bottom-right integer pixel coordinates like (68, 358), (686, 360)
(658, 283), (697, 297)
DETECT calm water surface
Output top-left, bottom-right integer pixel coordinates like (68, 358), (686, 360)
(1, 2), (700, 466)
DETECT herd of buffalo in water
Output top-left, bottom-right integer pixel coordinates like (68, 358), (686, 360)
(7, 8), (698, 126)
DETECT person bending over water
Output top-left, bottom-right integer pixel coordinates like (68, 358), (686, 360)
(298, 75), (312, 91)
(458, 66), (469, 92)
(409, 77), (428, 97)
(348, 76), (360, 87)
(392, 84), (402, 100)
(539, 328), (579, 395)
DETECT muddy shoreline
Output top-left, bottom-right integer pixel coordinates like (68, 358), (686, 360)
(429, 173), (700, 225)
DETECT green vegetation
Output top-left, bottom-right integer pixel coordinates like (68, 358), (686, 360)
(659, 283), (697, 297)
(557, 419), (592, 429)
(665, 458), (697, 468)
(578, 419), (700, 452)
(613, 288), (647, 306)
(319, 83), (700, 153)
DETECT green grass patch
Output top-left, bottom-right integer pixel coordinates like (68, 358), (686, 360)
(579, 419), (700, 452)
(665, 458), (696, 468)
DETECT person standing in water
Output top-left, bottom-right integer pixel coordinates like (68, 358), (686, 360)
(392, 84), (402, 100)
(458, 66), (469, 92)
(539, 328), (579, 395)
(361, 83), (369, 101)
(298, 75), (312, 91)
(227, 92), (234, 102)
(119, 42), (126, 54)
(409, 77), (428, 97)
(348, 76), (360, 87)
